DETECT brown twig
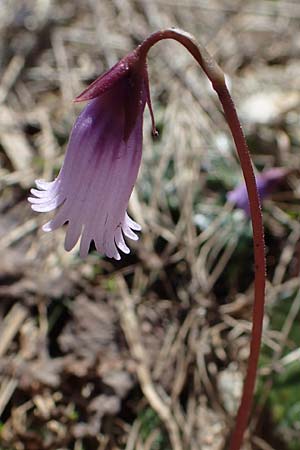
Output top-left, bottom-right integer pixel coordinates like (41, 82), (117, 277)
(116, 275), (184, 450)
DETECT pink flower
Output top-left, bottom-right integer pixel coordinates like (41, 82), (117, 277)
(28, 49), (156, 259)
(227, 167), (288, 216)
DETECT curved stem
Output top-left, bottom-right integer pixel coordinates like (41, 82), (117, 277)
(139, 28), (266, 450)
(138, 28), (225, 90)
(216, 85), (266, 450)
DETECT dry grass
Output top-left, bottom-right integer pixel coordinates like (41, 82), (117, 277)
(1, 1), (300, 449)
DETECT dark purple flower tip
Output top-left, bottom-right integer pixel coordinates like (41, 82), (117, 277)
(74, 49), (157, 140)
(227, 167), (288, 216)
(74, 51), (140, 103)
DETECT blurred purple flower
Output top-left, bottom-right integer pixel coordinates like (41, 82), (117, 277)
(28, 50), (157, 259)
(227, 167), (288, 216)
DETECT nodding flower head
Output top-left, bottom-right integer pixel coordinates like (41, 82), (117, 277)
(28, 48), (157, 260)
(28, 28), (224, 260)
(227, 167), (288, 216)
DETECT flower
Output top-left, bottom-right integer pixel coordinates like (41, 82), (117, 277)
(28, 48), (157, 259)
(227, 167), (288, 216)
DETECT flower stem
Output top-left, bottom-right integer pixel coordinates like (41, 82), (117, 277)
(139, 28), (266, 450)
(216, 84), (266, 450)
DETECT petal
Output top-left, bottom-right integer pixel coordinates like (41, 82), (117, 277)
(42, 203), (70, 231)
(30, 197), (64, 212)
(125, 212), (142, 231)
(64, 220), (83, 251)
(79, 227), (92, 258)
(122, 222), (139, 241)
(114, 227), (130, 254)
(30, 188), (54, 199)
(35, 179), (55, 190)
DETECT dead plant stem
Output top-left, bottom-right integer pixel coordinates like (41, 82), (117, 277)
(116, 276), (184, 450)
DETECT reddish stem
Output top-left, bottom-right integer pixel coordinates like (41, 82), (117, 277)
(139, 29), (266, 450)
(216, 85), (266, 450)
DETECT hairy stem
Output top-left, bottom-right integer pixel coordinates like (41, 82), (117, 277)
(139, 28), (266, 450)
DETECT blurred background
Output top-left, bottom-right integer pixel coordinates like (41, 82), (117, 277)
(1, 0), (300, 449)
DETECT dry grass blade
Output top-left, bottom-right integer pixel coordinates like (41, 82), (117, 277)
(116, 275), (183, 450)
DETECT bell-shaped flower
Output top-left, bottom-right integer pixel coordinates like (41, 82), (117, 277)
(227, 167), (288, 216)
(28, 49), (156, 259)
